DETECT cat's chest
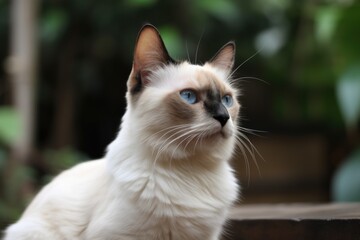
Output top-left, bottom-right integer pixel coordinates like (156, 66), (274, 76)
(118, 166), (235, 217)
(86, 211), (219, 240)
(85, 168), (233, 239)
(92, 158), (237, 239)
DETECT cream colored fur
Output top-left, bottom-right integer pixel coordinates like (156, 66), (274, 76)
(4, 25), (240, 240)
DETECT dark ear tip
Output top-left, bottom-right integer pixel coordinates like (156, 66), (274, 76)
(226, 41), (236, 51)
(140, 23), (155, 30)
(138, 23), (160, 35)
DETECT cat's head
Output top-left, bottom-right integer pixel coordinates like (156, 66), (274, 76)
(123, 24), (240, 161)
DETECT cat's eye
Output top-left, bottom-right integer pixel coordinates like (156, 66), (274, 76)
(221, 95), (233, 107)
(180, 90), (197, 104)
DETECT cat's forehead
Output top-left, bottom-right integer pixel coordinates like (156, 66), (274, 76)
(194, 69), (227, 93)
(167, 62), (232, 93)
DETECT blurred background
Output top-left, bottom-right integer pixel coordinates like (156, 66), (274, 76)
(1, 0), (360, 229)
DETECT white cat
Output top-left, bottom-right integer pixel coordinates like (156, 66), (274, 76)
(4, 24), (240, 240)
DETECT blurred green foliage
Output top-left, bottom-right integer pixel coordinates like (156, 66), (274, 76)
(0, 107), (21, 145)
(0, 164), (35, 224)
(0, 107), (86, 226)
(41, 9), (68, 44)
(43, 147), (87, 177)
(0, 0), (360, 228)
(33, 0), (360, 130)
(0, 107), (29, 225)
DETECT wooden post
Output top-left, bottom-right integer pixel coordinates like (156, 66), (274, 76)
(8, 0), (38, 163)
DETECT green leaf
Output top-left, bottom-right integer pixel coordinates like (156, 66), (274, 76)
(124, 0), (157, 7)
(0, 199), (23, 223)
(197, 0), (239, 24)
(0, 148), (6, 170)
(41, 9), (68, 44)
(332, 6), (360, 67)
(336, 65), (360, 128)
(5, 165), (35, 204)
(0, 107), (21, 145)
(315, 6), (342, 44)
(159, 26), (184, 59)
(44, 147), (87, 173)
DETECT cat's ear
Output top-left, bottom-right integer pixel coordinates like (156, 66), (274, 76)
(208, 42), (235, 76)
(129, 24), (174, 94)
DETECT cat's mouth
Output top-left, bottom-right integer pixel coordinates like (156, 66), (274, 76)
(203, 125), (232, 140)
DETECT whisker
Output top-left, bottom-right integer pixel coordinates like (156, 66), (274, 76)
(170, 133), (194, 161)
(149, 128), (186, 156)
(185, 40), (191, 64)
(235, 132), (262, 178)
(150, 127), (194, 172)
(153, 128), (190, 161)
(238, 131), (264, 163)
(175, 122), (210, 156)
(236, 135), (256, 165)
(232, 122), (265, 186)
(230, 76), (269, 85)
(142, 124), (194, 148)
(183, 132), (198, 153)
(195, 28), (205, 65)
(228, 48), (263, 80)
(192, 130), (203, 154)
(234, 136), (251, 184)
(237, 126), (266, 137)
(153, 123), (209, 165)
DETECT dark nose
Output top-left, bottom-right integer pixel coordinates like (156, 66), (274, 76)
(213, 113), (229, 127)
(205, 100), (230, 127)
(212, 103), (230, 127)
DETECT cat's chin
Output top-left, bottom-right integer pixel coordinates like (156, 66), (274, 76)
(204, 124), (233, 140)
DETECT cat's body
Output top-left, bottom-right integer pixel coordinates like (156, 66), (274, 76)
(4, 25), (240, 240)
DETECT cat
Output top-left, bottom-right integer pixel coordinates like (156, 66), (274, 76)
(4, 24), (240, 240)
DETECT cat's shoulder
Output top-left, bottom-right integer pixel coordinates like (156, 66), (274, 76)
(33, 159), (107, 196)
(19, 159), (107, 220)
(62, 159), (105, 175)
(51, 159), (106, 185)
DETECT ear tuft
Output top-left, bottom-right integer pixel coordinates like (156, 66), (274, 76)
(208, 42), (235, 76)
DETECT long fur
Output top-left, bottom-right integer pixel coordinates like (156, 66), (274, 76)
(4, 26), (240, 240)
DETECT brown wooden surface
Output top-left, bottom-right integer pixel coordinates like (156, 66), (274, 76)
(225, 204), (360, 240)
(230, 203), (360, 220)
(233, 135), (329, 204)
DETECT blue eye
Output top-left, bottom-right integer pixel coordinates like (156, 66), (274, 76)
(180, 90), (197, 104)
(221, 95), (233, 107)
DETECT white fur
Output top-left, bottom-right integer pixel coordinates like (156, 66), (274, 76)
(4, 62), (239, 240)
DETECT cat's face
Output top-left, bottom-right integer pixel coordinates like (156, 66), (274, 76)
(124, 25), (239, 160)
